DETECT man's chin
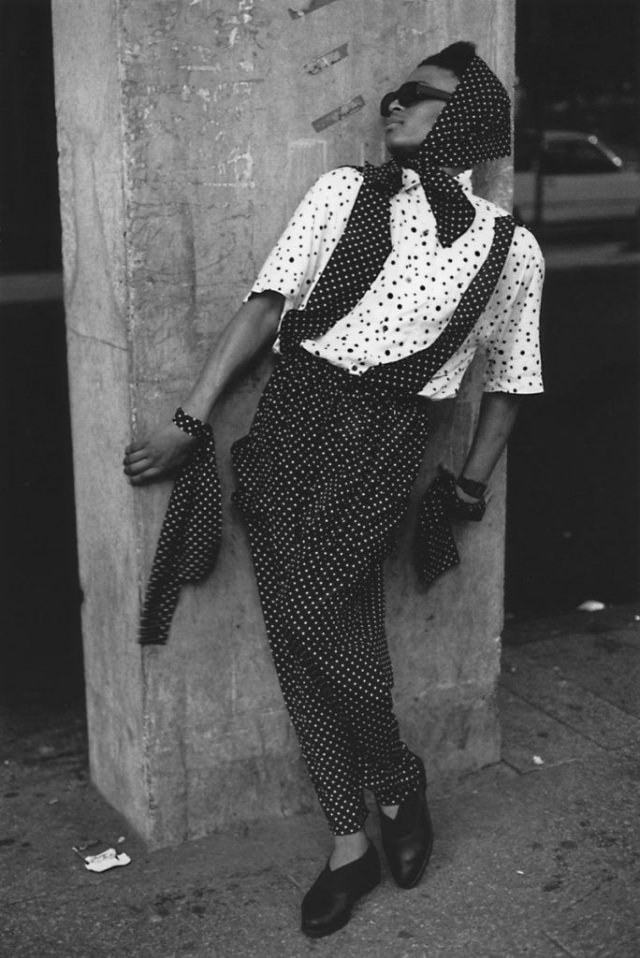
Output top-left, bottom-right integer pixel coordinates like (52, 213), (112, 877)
(387, 142), (420, 160)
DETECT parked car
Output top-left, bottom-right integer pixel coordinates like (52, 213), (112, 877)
(514, 129), (640, 228)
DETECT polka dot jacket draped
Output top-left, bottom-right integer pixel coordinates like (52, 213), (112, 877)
(138, 410), (222, 646)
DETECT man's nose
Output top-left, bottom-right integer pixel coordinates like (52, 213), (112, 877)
(380, 91), (405, 117)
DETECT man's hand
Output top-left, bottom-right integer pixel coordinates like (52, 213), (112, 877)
(123, 290), (284, 488)
(123, 423), (198, 485)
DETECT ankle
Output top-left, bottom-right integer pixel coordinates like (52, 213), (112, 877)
(329, 830), (369, 870)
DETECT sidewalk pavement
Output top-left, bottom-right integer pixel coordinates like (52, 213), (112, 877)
(1, 604), (639, 958)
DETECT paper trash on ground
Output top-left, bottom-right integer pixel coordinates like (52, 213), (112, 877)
(73, 846), (131, 872)
(577, 600), (606, 612)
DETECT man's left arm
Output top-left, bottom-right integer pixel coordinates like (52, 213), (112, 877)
(456, 391), (522, 502)
(455, 225), (545, 502)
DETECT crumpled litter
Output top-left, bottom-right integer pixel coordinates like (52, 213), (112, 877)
(532, 755), (545, 766)
(577, 599), (606, 612)
(73, 846), (131, 872)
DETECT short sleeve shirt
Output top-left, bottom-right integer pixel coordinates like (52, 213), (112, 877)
(248, 166), (544, 400)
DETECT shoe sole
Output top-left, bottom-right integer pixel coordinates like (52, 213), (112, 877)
(301, 909), (352, 939)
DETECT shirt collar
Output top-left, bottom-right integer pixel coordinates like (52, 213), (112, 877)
(454, 169), (474, 195)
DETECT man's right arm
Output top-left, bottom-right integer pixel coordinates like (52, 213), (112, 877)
(123, 290), (284, 485)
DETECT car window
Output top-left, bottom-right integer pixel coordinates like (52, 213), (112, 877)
(541, 140), (618, 175)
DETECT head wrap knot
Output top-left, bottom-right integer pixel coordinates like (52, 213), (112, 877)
(369, 44), (512, 247)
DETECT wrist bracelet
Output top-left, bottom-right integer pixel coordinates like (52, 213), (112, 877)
(456, 475), (487, 499)
(172, 407), (210, 439)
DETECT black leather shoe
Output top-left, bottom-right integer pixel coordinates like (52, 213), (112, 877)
(301, 842), (381, 938)
(378, 784), (434, 889)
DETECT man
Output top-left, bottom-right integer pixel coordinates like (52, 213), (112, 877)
(124, 41), (544, 938)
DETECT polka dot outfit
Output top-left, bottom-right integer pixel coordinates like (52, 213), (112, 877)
(140, 47), (545, 832)
(232, 179), (523, 833)
(229, 53), (543, 834)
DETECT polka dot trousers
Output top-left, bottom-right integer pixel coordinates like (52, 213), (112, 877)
(232, 349), (429, 835)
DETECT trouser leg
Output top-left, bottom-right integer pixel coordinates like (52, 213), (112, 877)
(247, 521), (370, 833)
(247, 512), (425, 834)
(233, 354), (430, 834)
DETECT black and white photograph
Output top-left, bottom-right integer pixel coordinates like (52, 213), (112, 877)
(1, 1), (638, 955)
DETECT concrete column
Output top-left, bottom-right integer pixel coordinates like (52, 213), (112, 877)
(52, 0), (515, 847)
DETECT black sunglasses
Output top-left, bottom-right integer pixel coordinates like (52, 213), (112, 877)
(380, 81), (453, 117)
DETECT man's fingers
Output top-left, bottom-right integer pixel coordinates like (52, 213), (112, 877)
(124, 425), (190, 485)
(124, 439), (147, 455)
(128, 472), (150, 486)
(127, 464), (163, 485)
(123, 456), (153, 476)
(123, 446), (150, 466)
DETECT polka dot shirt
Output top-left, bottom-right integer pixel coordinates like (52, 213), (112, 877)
(248, 166), (544, 400)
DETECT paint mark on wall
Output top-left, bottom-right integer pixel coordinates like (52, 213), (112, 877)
(312, 95), (365, 132)
(303, 43), (348, 76)
(190, 0), (258, 49)
(288, 0), (341, 19)
(179, 64), (223, 73)
(210, 148), (255, 188)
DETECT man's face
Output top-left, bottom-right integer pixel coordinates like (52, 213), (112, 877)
(383, 64), (459, 158)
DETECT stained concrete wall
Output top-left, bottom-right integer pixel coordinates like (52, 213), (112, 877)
(52, 0), (514, 847)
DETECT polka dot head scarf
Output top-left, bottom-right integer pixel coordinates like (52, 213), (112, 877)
(418, 41), (512, 169)
(387, 41), (512, 247)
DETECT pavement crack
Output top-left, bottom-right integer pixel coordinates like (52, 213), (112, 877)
(502, 686), (613, 751)
(542, 930), (580, 956)
(500, 757), (525, 776)
(282, 871), (304, 890)
(517, 649), (640, 723)
(561, 877), (610, 912)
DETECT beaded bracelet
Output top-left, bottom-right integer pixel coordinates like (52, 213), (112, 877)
(172, 407), (211, 439)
